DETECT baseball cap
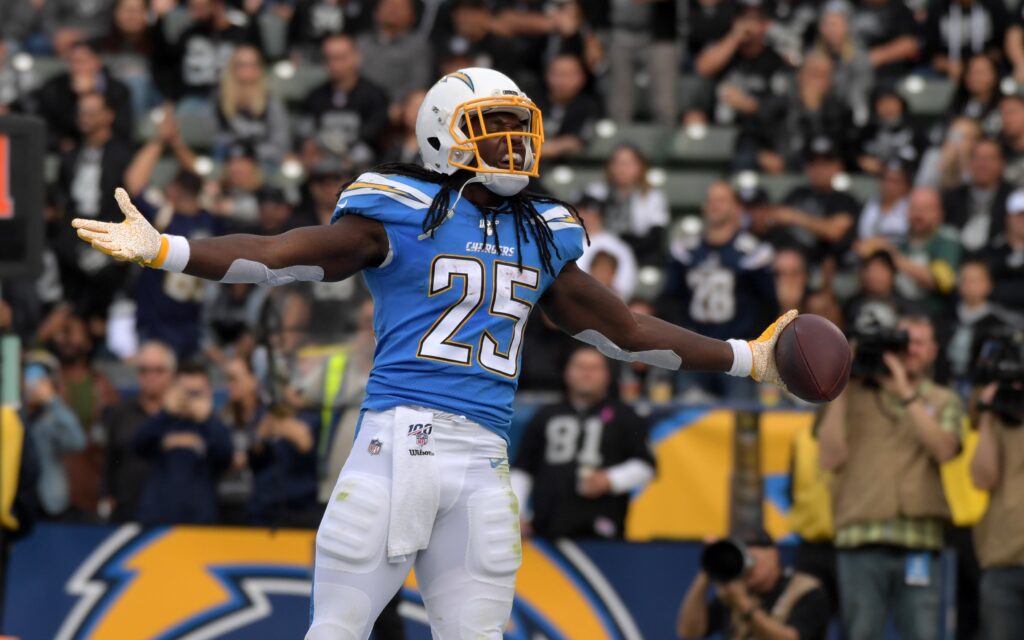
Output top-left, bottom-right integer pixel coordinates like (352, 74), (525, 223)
(1006, 189), (1024, 215)
(258, 186), (289, 205)
(738, 185), (770, 207)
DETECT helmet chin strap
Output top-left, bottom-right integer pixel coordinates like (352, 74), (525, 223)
(417, 173), (487, 240)
(417, 146), (534, 240)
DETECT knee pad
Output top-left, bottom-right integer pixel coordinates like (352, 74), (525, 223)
(306, 582), (372, 640)
(316, 472), (390, 573)
(466, 488), (522, 584)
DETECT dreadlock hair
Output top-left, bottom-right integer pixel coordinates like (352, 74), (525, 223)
(338, 162), (587, 276)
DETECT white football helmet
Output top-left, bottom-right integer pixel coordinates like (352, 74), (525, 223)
(416, 68), (544, 197)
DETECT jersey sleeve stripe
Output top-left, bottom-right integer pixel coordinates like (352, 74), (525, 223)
(545, 221), (581, 231)
(340, 187), (431, 210)
(352, 173), (434, 205)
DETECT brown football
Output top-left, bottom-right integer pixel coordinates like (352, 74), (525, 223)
(775, 314), (852, 403)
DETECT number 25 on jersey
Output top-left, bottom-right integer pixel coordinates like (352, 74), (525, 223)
(417, 255), (538, 378)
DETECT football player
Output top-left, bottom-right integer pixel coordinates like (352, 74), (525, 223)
(73, 68), (796, 639)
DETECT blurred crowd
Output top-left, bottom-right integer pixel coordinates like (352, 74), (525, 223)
(0, 0), (1022, 637)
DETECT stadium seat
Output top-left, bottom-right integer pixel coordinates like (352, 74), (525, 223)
(659, 170), (723, 212)
(539, 165), (605, 201)
(259, 13), (290, 61)
(580, 122), (671, 164)
(45, 154), (60, 184)
(27, 56), (66, 87)
(135, 110), (220, 150)
(847, 174), (881, 203)
(760, 174), (805, 201)
(269, 64), (329, 104)
(666, 126), (738, 167)
(898, 76), (955, 117)
(678, 74), (712, 112)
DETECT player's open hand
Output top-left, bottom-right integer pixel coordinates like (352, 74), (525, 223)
(748, 309), (798, 386)
(71, 188), (162, 265)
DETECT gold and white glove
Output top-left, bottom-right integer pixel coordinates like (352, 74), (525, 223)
(71, 188), (165, 266)
(748, 309), (798, 386)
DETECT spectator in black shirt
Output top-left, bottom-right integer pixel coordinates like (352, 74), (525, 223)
(843, 249), (911, 333)
(942, 137), (1012, 255)
(926, 0), (1009, 81)
(772, 137), (860, 275)
(688, 0), (739, 59)
(152, 0), (262, 105)
(99, 340), (177, 522)
(856, 87), (926, 176)
(287, 0), (373, 61)
(949, 54), (1002, 135)
(757, 50), (854, 173)
(694, 0), (792, 167)
(849, 0), (919, 87)
(431, 0), (509, 74)
(677, 531), (830, 640)
(984, 190), (1024, 313)
(537, 54), (602, 160)
(33, 40), (134, 151)
(301, 34), (390, 158)
(56, 89), (134, 223)
(942, 260), (1019, 389)
(51, 91), (135, 319)
(356, 0), (431, 106)
(999, 94), (1024, 187)
(512, 346), (655, 539)
(133, 360), (233, 525)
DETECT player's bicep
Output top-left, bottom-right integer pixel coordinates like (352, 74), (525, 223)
(266, 214), (389, 282)
(541, 262), (638, 340)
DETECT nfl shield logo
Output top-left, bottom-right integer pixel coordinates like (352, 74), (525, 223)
(416, 433), (428, 447)
(368, 439), (382, 455)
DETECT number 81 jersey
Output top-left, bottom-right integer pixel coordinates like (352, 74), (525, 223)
(332, 172), (584, 442)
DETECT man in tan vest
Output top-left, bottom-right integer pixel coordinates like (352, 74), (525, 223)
(676, 530), (830, 640)
(970, 381), (1024, 640)
(819, 315), (962, 640)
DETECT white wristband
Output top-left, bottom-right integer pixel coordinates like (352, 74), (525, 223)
(726, 339), (753, 378)
(159, 234), (190, 273)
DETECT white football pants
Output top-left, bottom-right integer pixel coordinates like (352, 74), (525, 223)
(306, 407), (521, 640)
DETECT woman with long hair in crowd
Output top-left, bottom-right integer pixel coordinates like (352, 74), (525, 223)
(215, 44), (292, 167)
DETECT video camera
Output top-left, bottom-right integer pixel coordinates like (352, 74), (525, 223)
(972, 327), (1024, 426)
(850, 327), (909, 380)
(700, 539), (753, 583)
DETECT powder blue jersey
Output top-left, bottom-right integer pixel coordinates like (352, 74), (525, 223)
(331, 172), (585, 441)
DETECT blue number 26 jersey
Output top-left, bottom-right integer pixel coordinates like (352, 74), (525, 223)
(331, 172), (585, 442)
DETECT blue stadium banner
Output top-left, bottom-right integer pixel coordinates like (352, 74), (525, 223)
(4, 523), (706, 639)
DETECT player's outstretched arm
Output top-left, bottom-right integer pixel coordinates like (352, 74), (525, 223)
(541, 263), (796, 384)
(72, 188), (388, 283)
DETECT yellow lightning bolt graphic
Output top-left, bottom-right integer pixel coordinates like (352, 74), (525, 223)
(89, 527), (314, 639)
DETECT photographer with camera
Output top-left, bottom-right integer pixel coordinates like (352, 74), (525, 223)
(676, 530), (830, 640)
(819, 315), (962, 640)
(970, 370), (1024, 639)
(132, 360), (233, 525)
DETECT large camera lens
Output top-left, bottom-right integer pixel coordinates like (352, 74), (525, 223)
(700, 539), (751, 583)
